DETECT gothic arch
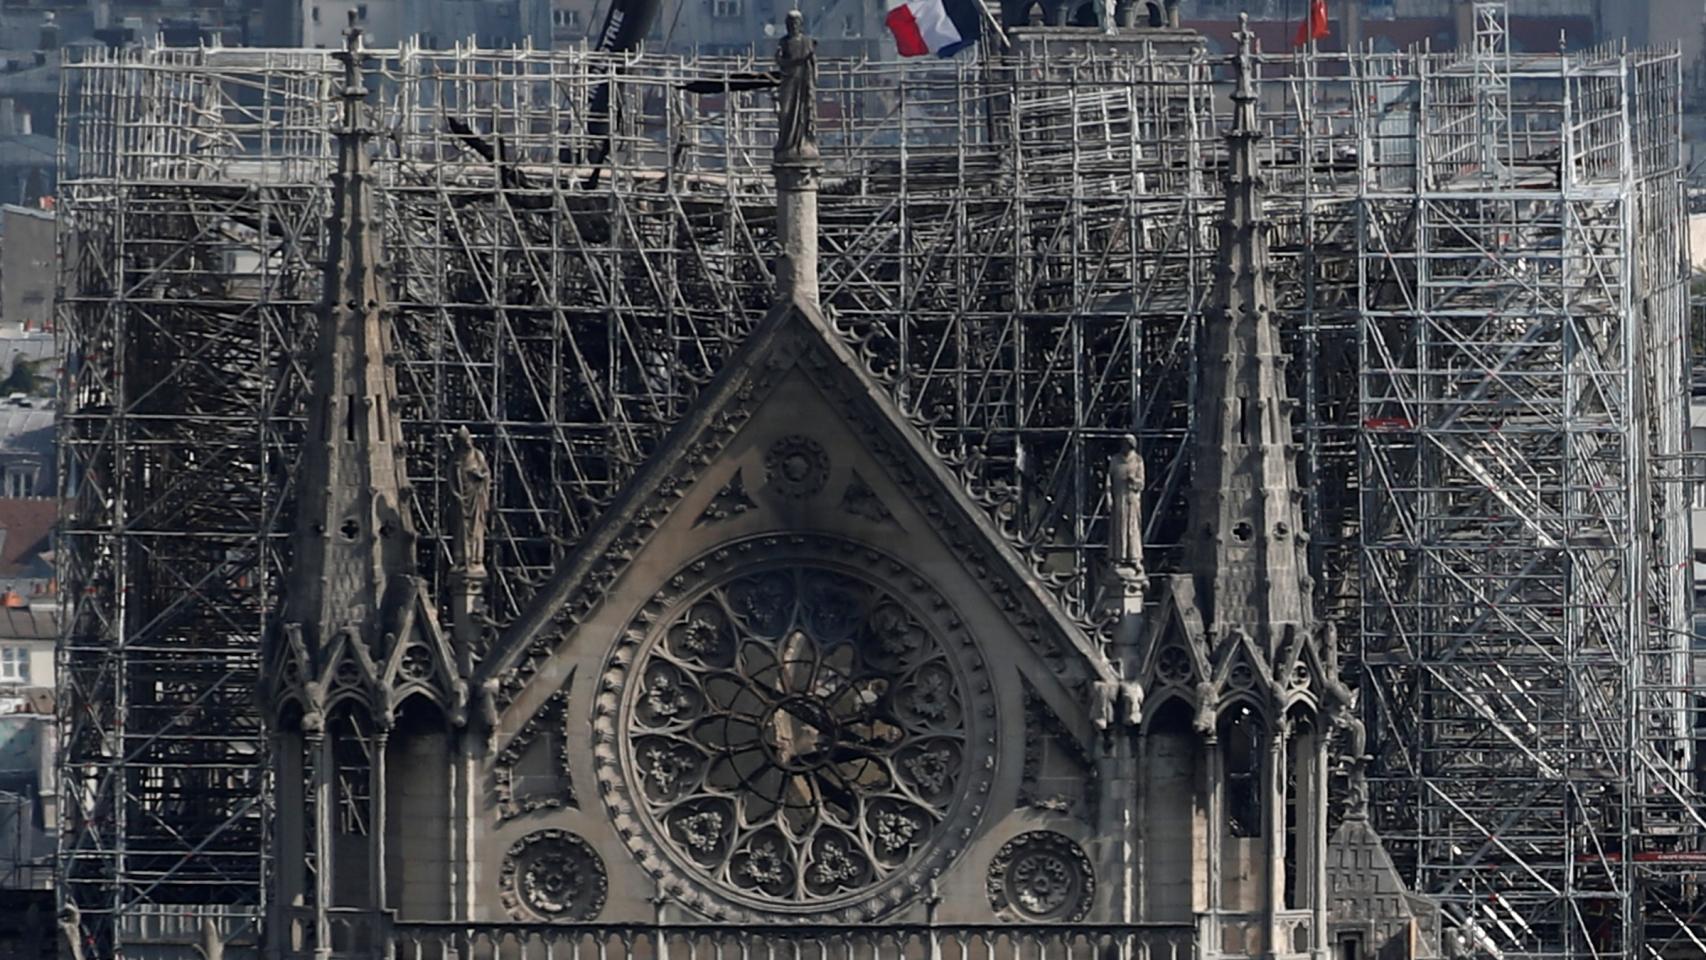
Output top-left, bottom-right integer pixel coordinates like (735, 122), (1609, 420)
(270, 690), (308, 729)
(1139, 690), (1197, 735)
(321, 686), (375, 720)
(386, 696), (453, 919)
(391, 689), (448, 726)
(1217, 705), (1267, 842)
(1141, 699), (1198, 921)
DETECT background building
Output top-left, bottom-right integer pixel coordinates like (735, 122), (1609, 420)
(260, 0), (551, 49)
(0, 606), (55, 960)
(0, 401), (55, 505)
(1, 204), (55, 333)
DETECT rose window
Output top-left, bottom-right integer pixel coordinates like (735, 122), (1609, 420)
(601, 545), (995, 919)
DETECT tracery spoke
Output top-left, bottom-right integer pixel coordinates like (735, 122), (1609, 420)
(810, 767), (860, 823)
(695, 714), (763, 759)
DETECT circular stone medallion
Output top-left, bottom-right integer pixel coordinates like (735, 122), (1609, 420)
(986, 830), (1095, 922)
(594, 535), (997, 921)
(499, 829), (608, 921)
(764, 435), (829, 500)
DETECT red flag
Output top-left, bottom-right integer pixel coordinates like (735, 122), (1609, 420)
(1293, 0), (1329, 46)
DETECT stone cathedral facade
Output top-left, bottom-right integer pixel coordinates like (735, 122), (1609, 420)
(258, 19), (1439, 960)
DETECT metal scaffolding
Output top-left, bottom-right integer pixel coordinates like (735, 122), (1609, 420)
(1353, 33), (1700, 959)
(54, 15), (1699, 958)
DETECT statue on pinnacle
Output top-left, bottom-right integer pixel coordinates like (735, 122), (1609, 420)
(774, 10), (819, 164)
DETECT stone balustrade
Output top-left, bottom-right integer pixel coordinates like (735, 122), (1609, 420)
(270, 910), (1329, 959)
(274, 916), (1201, 960)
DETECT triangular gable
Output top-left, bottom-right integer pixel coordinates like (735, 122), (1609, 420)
(477, 298), (1114, 709)
(314, 624), (382, 714)
(263, 576), (463, 727)
(1134, 574), (1214, 726)
(376, 577), (463, 720)
(1273, 622), (1331, 712)
(261, 623), (314, 718)
(1210, 626), (1277, 703)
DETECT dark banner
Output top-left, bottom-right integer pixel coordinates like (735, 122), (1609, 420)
(583, 0), (664, 171)
(591, 0), (663, 52)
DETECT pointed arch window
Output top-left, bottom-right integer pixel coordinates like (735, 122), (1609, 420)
(331, 706), (374, 837)
(1220, 705), (1264, 838)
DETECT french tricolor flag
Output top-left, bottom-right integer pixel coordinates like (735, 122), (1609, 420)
(885, 0), (982, 58)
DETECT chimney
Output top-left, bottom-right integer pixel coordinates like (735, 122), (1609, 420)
(1453, 1), (1473, 49)
(40, 12), (61, 52)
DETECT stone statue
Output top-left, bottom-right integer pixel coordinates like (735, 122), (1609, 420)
(58, 904), (84, 960)
(1091, 679), (1119, 731)
(1323, 675), (1369, 815)
(1192, 680), (1218, 737)
(478, 676), (503, 750)
(451, 426), (491, 573)
(301, 679), (327, 735)
(450, 678), (470, 728)
(195, 919), (224, 960)
(1120, 680), (1145, 727)
(1107, 434), (1146, 577)
(774, 11), (819, 163)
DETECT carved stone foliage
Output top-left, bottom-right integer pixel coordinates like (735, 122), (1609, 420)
(697, 469), (757, 526)
(764, 435), (829, 499)
(840, 470), (895, 526)
(494, 680), (576, 821)
(594, 534), (997, 921)
(985, 831), (1095, 923)
(1017, 680), (1096, 823)
(499, 829), (608, 921)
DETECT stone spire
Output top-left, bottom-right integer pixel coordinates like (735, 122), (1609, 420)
(1185, 16), (1311, 646)
(280, 17), (416, 648)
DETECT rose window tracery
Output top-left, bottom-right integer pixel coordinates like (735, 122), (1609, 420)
(597, 539), (996, 920)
